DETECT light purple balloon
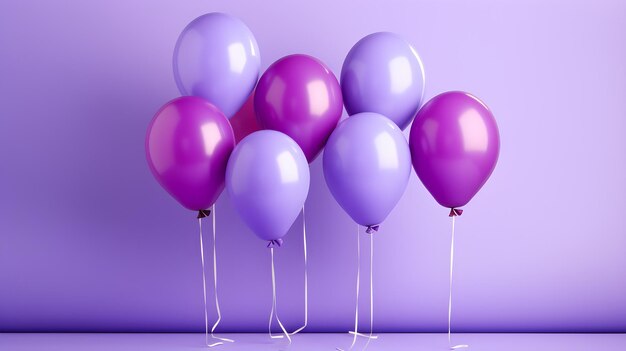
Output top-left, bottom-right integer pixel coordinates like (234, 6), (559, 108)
(341, 32), (426, 130)
(226, 130), (310, 242)
(255, 54), (343, 163)
(409, 91), (500, 209)
(323, 112), (412, 227)
(146, 96), (235, 211)
(173, 13), (260, 118)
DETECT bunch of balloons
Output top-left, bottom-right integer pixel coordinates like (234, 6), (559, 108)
(145, 11), (500, 349)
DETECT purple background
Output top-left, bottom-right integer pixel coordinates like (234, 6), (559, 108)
(1, 0), (625, 333)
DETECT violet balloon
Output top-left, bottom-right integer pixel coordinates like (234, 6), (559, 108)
(145, 96), (235, 211)
(323, 112), (412, 227)
(341, 32), (425, 130)
(226, 130), (310, 242)
(409, 91), (500, 209)
(255, 54), (343, 163)
(173, 13), (260, 118)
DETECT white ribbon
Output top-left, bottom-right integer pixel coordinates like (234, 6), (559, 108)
(448, 215), (468, 350)
(198, 205), (234, 348)
(361, 232), (375, 351)
(337, 225), (377, 351)
(268, 247), (291, 343)
(289, 205), (309, 335)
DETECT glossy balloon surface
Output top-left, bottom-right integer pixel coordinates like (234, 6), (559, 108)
(146, 96), (235, 211)
(323, 112), (411, 226)
(341, 32), (425, 130)
(409, 91), (500, 209)
(255, 54), (343, 163)
(173, 13), (260, 118)
(226, 130), (310, 241)
(230, 91), (261, 144)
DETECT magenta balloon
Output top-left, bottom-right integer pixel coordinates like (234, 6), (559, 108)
(409, 91), (500, 209)
(323, 112), (412, 227)
(341, 32), (425, 130)
(226, 130), (310, 242)
(173, 13), (260, 118)
(146, 96), (235, 211)
(255, 54), (343, 163)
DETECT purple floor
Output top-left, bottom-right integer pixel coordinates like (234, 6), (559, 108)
(1, 333), (624, 351)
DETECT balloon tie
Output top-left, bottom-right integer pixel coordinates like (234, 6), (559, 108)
(365, 225), (379, 234)
(448, 215), (468, 350)
(267, 239), (283, 248)
(197, 209), (211, 219)
(337, 224), (377, 351)
(268, 247), (291, 343)
(449, 208), (463, 217)
(289, 206), (308, 335)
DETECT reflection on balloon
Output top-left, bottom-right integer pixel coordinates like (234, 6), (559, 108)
(255, 54), (343, 163)
(230, 92), (261, 143)
(323, 112), (412, 227)
(341, 32), (425, 130)
(173, 13), (260, 118)
(409, 91), (500, 209)
(226, 130), (310, 242)
(145, 96), (235, 211)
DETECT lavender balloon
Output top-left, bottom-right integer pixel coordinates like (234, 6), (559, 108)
(146, 97), (235, 211)
(323, 112), (411, 227)
(255, 54), (343, 163)
(409, 91), (500, 210)
(173, 13), (260, 118)
(341, 32), (425, 130)
(226, 130), (310, 243)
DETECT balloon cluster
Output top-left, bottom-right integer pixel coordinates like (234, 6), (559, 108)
(146, 12), (500, 245)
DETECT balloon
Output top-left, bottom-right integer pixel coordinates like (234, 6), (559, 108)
(341, 32), (425, 130)
(145, 96), (235, 211)
(255, 54), (343, 163)
(173, 13), (261, 118)
(323, 112), (412, 227)
(226, 130), (310, 242)
(409, 91), (500, 209)
(230, 91), (261, 144)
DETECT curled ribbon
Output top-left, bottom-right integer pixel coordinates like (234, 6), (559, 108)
(197, 209), (211, 219)
(267, 239), (283, 248)
(449, 208), (463, 217)
(365, 225), (379, 234)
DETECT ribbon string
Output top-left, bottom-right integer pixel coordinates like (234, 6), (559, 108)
(289, 206), (309, 335)
(198, 217), (211, 347)
(209, 204), (234, 346)
(268, 247), (291, 343)
(448, 215), (468, 350)
(337, 225), (377, 351)
(362, 231), (375, 351)
(198, 207), (234, 348)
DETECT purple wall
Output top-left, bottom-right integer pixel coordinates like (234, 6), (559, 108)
(1, 0), (625, 332)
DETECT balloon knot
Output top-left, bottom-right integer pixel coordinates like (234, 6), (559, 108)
(449, 208), (463, 217)
(267, 239), (283, 248)
(197, 209), (211, 219)
(365, 225), (380, 234)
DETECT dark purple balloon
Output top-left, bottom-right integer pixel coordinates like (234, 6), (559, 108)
(146, 96), (235, 211)
(254, 54), (343, 163)
(409, 91), (500, 209)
